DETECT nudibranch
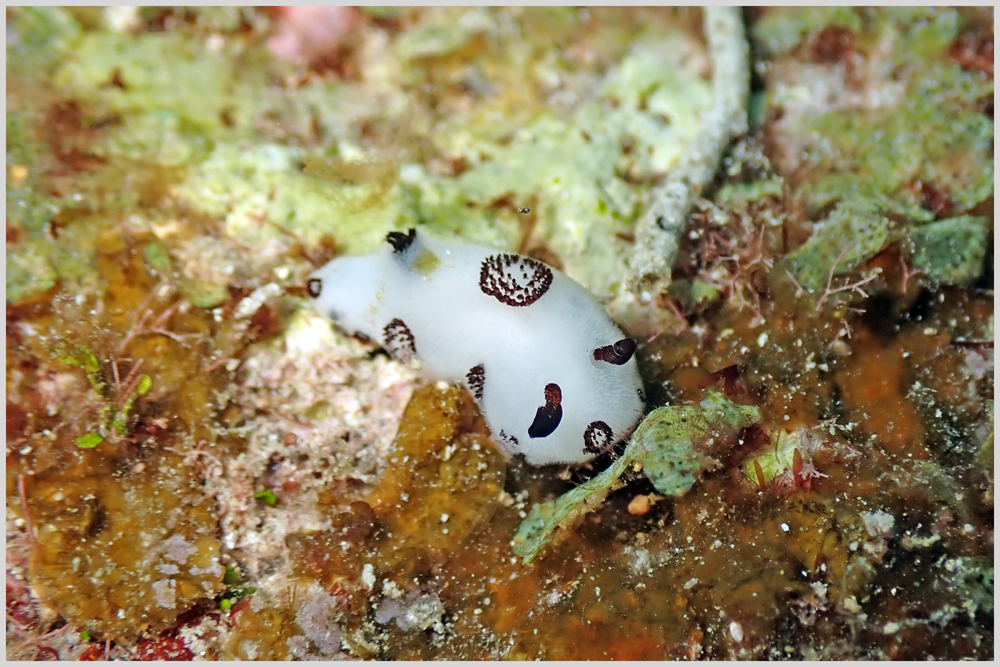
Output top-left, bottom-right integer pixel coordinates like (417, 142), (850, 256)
(306, 228), (645, 465)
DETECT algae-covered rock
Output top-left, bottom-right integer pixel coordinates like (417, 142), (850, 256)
(368, 384), (506, 554)
(25, 464), (225, 636)
(513, 391), (761, 563)
(909, 215), (990, 285)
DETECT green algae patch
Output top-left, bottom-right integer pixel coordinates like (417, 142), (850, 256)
(716, 178), (784, 205)
(55, 33), (241, 133)
(909, 215), (990, 285)
(758, 8), (993, 217)
(752, 7), (862, 56)
(7, 241), (59, 304)
(397, 45), (713, 298)
(6, 6), (83, 77)
(172, 143), (396, 255)
(513, 391), (761, 563)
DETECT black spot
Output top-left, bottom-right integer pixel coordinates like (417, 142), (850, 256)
(479, 253), (554, 307)
(306, 278), (322, 298)
(382, 318), (417, 362)
(518, 207), (531, 214)
(637, 387), (646, 404)
(593, 338), (637, 365)
(386, 228), (417, 254)
(528, 383), (563, 438)
(583, 420), (614, 455)
(467, 364), (485, 401)
(499, 429), (519, 447)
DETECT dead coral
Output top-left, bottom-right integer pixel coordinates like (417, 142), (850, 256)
(628, 7), (751, 299)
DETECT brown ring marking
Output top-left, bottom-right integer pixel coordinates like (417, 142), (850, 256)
(528, 382), (563, 439)
(593, 338), (637, 365)
(306, 278), (322, 298)
(583, 420), (614, 455)
(382, 318), (417, 362)
(386, 228), (417, 254)
(467, 364), (485, 401)
(479, 253), (554, 307)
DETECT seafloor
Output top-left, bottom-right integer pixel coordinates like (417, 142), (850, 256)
(5, 7), (993, 660)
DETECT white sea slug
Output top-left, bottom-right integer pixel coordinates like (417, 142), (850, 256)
(306, 228), (645, 466)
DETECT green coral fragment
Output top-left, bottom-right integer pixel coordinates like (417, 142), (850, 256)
(781, 196), (893, 292)
(631, 392), (761, 496)
(910, 215), (990, 285)
(512, 391), (761, 563)
(512, 450), (633, 565)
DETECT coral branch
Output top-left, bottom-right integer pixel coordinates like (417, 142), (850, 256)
(628, 7), (750, 299)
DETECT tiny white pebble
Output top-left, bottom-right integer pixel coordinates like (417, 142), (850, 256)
(729, 621), (744, 642)
(683, 578), (699, 590)
(440, 513), (449, 523)
(849, 541), (859, 551)
(780, 523), (790, 533)
(963, 524), (974, 533)
(757, 332), (768, 347)
(361, 563), (376, 589)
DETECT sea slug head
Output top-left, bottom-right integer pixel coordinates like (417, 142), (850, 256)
(305, 252), (387, 337)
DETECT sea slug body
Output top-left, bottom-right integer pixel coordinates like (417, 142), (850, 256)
(306, 228), (645, 465)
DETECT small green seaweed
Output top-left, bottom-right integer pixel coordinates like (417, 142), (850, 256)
(75, 432), (104, 449)
(253, 489), (277, 506)
(59, 345), (104, 393)
(513, 391), (761, 563)
(223, 564), (241, 586)
(60, 346), (153, 446)
(217, 562), (257, 610)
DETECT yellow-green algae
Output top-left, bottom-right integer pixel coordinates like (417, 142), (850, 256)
(6, 6), (993, 661)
